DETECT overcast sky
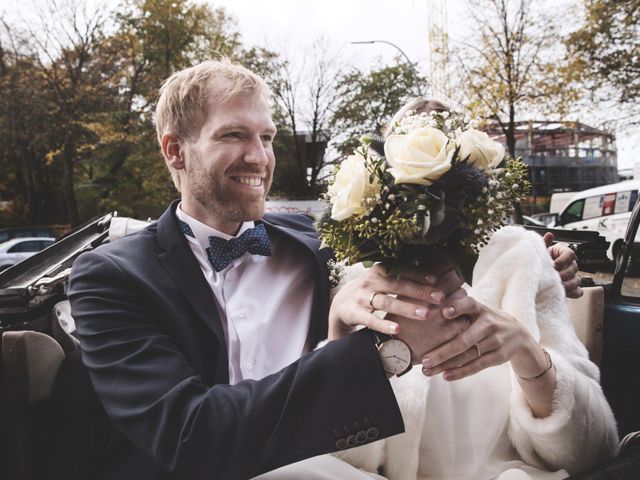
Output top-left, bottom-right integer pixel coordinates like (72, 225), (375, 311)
(210, 0), (637, 169)
(213, 0), (469, 69)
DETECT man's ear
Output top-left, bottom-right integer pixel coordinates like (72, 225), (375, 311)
(161, 133), (185, 170)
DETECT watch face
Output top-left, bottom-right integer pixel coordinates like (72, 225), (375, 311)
(379, 339), (411, 375)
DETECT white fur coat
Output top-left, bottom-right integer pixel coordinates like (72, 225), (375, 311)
(333, 226), (619, 480)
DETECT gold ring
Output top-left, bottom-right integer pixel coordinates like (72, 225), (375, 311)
(368, 292), (380, 312)
(474, 342), (482, 358)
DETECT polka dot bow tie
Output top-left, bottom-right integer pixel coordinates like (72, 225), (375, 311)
(206, 223), (272, 272)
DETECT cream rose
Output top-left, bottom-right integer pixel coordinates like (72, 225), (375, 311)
(456, 128), (505, 170)
(328, 152), (379, 221)
(384, 127), (453, 185)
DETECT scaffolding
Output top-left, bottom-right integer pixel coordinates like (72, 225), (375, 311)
(484, 120), (618, 207)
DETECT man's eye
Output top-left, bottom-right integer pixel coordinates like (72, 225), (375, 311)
(224, 132), (242, 138)
(261, 135), (274, 143)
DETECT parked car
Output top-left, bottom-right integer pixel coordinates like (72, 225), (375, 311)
(529, 211), (559, 226)
(0, 212), (639, 479)
(0, 237), (56, 271)
(554, 180), (640, 261)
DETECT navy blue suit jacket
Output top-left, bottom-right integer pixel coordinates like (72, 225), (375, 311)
(68, 201), (404, 480)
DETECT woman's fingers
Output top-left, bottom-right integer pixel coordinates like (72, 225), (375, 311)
(368, 292), (431, 321)
(441, 294), (480, 320)
(441, 350), (503, 381)
(358, 310), (400, 335)
(370, 274), (446, 307)
(331, 263), (469, 341)
(422, 335), (498, 376)
(420, 298), (495, 369)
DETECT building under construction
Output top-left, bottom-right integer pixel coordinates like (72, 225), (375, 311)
(486, 120), (618, 207)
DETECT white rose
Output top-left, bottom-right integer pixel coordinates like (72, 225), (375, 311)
(384, 127), (454, 185)
(456, 128), (505, 170)
(328, 152), (379, 221)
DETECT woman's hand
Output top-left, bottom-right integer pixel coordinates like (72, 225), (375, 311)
(422, 296), (541, 380)
(390, 287), (471, 363)
(420, 296), (548, 381)
(328, 264), (449, 340)
(420, 295), (556, 417)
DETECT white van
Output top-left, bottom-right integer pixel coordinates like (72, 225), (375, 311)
(555, 180), (640, 260)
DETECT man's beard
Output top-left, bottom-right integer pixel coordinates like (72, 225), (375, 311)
(187, 149), (271, 222)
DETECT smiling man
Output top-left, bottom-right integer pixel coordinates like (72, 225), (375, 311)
(69, 59), (468, 480)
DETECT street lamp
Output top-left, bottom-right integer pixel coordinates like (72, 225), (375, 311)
(350, 40), (423, 96)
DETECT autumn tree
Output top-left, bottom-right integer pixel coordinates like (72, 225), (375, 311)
(266, 38), (346, 197)
(0, 22), (65, 224)
(453, 0), (579, 157)
(567, 0), (640, 108)
(19, 0), (113, 226)
(79, 0), (247, 219)
(331, 61), (424, 157)
(0, 0), (281, 224)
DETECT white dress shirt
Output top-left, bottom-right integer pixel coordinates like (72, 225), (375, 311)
(176, 205), (314, 385)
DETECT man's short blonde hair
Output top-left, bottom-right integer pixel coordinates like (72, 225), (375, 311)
(155, 59), (272, 191)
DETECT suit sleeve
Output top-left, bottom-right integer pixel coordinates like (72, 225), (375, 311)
(68, 250), (404, 480)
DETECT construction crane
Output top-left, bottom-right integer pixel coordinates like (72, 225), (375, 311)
(427, 0), (451, 100)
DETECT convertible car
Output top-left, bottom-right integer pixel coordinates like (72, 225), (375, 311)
(0, 209), (639, 479)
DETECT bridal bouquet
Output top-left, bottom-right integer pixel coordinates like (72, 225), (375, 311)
(318, 108), (530, 281)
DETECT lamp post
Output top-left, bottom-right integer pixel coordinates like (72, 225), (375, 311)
(350, 40), (423, 96)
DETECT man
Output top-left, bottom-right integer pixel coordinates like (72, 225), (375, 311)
(68, 59), (581, 480)
(68, 60), (466, 480)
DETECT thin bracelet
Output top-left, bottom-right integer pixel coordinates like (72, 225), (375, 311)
(519, 348), (553, 381)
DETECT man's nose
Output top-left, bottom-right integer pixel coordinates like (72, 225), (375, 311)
(244, 136), (269, 165)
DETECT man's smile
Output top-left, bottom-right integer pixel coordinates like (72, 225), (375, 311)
(232, 176), (265, 187)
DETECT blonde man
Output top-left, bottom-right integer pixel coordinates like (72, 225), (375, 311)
(68, 59), (469, 479)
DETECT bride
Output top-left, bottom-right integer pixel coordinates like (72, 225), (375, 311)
(327, 99), (618, 480)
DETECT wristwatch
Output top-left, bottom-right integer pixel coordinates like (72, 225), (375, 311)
(372, 332), (412, 378)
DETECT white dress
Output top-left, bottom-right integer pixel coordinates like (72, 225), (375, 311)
(416, 365), (568, 480)
(334, 226), (619, 480)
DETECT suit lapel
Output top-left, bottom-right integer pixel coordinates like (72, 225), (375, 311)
(155, 202), (229, 380)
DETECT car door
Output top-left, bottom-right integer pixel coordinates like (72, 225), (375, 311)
(601, 196), (640, 438)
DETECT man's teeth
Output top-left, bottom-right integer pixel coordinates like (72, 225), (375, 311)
(237, 177), (263, 186)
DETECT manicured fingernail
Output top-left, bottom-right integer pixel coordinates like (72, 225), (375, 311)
(388, 323), (399, 334)
(422, 358), (432, 368)
(424, 274), (437, 284)
(430, 291), (444, 303)
(422, 367), (433, 376)
(443, 306), (455, 317)
(415, 307), (428, 319)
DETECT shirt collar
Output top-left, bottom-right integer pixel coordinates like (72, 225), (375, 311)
(175, 203), (255, 254)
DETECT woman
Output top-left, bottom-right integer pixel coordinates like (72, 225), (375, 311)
(327, 99), (619, 480)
